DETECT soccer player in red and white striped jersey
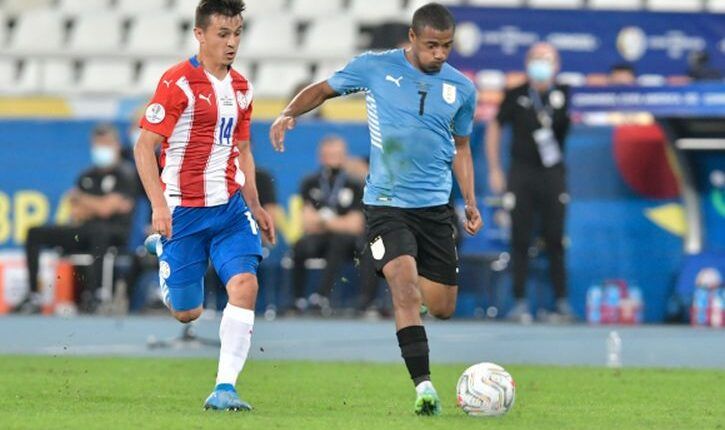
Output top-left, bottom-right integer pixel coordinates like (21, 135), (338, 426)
(133, 0), (274, 412)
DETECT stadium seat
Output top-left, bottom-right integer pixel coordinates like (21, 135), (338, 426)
(133, 59), (176, 95)
(231, 58), (253, 82)
(312, 60), (348, 83)
(126, 14), (183, 55)
(39, 59), (78, 95)
(14, 60), (42, 94)
(467, 0), (525, 7)
(243, 0), (287, 18)
(78, 59), (136, 94)
(409, 0), (466, 8)
(302, 17), (358, 57)
(646, 0), (703, 12)
(115, 0), (169, 15)
(0, 10), (7, 50)
(241, 15), (298, 57)
(254, 60), (311, 99)
(290, 0), (344, 20)
(0, 58), (17, 91)
(67, 12), (123, 55)
(527, 0), (585, 8)
(707, 0), (725, 11)
(8, 10), (66, 53)
(1, 0), (54, 14)
(588, 0), (643, 10)
(347, 0), (406, 25)
(56, 0), (111, 15)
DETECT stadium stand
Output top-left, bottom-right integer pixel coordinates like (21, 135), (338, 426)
(290, 0), (343, 20)
(646, 0), (703, 12)
(348, 0), (405, 24)
(67, 12), (123, 55)
(0, 0), (722, 97)
(708, 0), (725, 11)
(78, 59), (135, 94)
(126, 14), (184, 56)
(302, 16), (358, 57)
(7, 9), (66, 53)
(116, 0), (169, 15)
(528, 0), (584, 8)
(589, 0), (643, 10)
(57, 0), (110, 15)
(254, 60), (311, 99)
(467, 0), (525, 7)
(241, 14), (299, 57)
(31, 59), (74, 95)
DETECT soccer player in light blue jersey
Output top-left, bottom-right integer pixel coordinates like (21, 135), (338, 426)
(270, 3), (482, 416)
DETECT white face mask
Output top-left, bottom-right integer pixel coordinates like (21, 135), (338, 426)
(527, 59), (555, 83)
(91, 146), (117, 168)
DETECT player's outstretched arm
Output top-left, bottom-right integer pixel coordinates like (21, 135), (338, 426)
(269, 81), (339, 152)
(453, 135), (483, 236)
(133, 129), (172, 238)
(237, 140), (276, 245)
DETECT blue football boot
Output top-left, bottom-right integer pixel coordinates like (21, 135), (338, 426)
(203, 384), (252, 412)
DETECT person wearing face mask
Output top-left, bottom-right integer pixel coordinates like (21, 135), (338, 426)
(18, 124), (137, 313)
(290, 135), (375, 316)
(485, 42), (573, 323)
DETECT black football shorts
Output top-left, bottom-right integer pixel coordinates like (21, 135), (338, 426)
(363, 204), (458, 286)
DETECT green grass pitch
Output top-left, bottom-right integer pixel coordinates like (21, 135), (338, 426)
(0, 356), (723, 429)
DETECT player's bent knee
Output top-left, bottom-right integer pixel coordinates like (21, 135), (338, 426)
(430, 307), (454, 320)
(172, 306), (203, 323)
(226, 272), (259, 308)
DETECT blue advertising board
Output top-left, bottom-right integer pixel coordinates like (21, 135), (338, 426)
(449, 7), (725, 76)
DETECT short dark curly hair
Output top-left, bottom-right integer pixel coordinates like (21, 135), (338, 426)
(412, 2), (455, 35)
(195, 0), (246, 29)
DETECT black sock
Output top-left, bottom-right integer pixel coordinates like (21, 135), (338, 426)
(396, 325), (430, 386)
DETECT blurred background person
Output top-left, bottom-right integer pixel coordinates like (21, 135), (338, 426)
(485, 42), (573, 323)
(291, 135), (375, 315)
(609, 63), (637, 86)
(687, 50), (723, 82)
(19, 124), (136, 313)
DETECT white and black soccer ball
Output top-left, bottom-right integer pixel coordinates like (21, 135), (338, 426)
(456, 362), (516, 417)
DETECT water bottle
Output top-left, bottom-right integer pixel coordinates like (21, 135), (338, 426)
(603, 282), (621, 324)
(628, 285), (644, 324)
(586, 285), (602, 324)
(711, 290), (723, 328)
(606, 331), (622, 368)
(691, 287), (709, 326)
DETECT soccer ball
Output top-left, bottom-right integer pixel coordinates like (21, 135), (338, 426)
(456, 362), (515, 417)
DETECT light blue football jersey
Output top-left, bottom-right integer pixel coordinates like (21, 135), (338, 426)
(327, 49), (477, 209)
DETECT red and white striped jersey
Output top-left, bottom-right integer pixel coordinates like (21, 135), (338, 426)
(140, 56), (253, 208)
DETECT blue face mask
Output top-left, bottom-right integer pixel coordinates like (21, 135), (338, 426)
(527, 60), (555, 83)
(91, 146), (117, 168)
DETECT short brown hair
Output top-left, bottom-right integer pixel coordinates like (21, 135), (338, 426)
(195, 0), (246, 29)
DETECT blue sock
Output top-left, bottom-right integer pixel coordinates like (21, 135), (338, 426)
(215, 383), (236, 392)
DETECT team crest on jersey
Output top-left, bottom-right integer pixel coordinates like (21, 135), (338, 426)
(145, 103), (166, 124)
(442, 83), (457, 104)
(370, 236), (386, 261)
(236, 90), (251, 110)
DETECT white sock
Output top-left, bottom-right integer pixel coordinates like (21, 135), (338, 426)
(216, 304), (255, 387)
(416, 380), (435, 395)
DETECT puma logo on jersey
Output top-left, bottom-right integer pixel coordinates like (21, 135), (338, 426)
(162, 79), (173, 88)
(199, 93), (212, 105)
(385, 75), (403, 87)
